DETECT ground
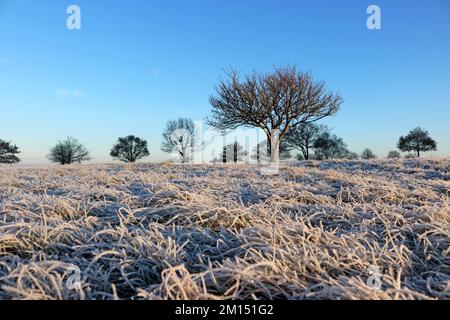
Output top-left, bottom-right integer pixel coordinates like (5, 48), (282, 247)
(0, 159), (448, 300)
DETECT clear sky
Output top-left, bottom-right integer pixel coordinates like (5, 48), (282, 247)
(1, 0), (449, 163)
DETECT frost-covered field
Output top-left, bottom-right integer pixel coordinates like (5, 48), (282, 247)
(0, 159), (449, 300)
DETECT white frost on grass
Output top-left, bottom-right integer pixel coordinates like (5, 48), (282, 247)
(0, 159), (448, 300)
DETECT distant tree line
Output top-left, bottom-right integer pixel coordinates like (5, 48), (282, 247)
(0, 67), (440, 165)
(0, 126), (439, 166)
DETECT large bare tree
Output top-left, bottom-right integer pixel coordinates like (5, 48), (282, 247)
(207, 66), (343, 162)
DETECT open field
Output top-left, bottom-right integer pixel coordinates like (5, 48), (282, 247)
(0, 159), (449, 300)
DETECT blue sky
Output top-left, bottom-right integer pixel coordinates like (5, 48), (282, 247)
(0, 0), (449, 163)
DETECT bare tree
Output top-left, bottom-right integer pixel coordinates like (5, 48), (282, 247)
(398, 127), (437, 157)
(207, 65), (342, 163)
(285, 123), (325, 160)
(48, 137), (90, 165)
(161, 118), (197, 163)
(110, 135), (150, 163)
(0, 139), (20, 164)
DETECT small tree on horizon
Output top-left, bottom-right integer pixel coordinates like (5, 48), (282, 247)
(161, 118), (197, 163)
(284, 123), (326, 160)
(110, 135), (150, 163)
(397, 127), (437, 157)
(313, 131), (347, 160)
(312, 130), (357, 160)
(361, 148), (377, 160)
(207, 65), (342, 163)
(387, 150), (401, 159)
(221, 142), (248, 163)
(0, 139), (21, 164)
(48, 137), (90, 165)
(343, 151), (360, 160)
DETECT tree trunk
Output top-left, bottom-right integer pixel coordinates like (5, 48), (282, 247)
(269, 129), (281, 164)
(179, 151), (184, 163)
(256, 144), (260, 164)
(304, 138), (310, 160)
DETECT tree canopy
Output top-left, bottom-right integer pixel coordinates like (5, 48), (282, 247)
(361, 148), (377, 160)
(313, 132), (347, 160)
(387, 150), (401, 159)
(110, 135), (150, 163)
(161, 118), (197, 163)
(207, 65), (342, 162)
(48, 137), (90, 165)
(397, 127), (437, 157)
(285, 123), (326, 160)
(0, 140), (21, 164)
